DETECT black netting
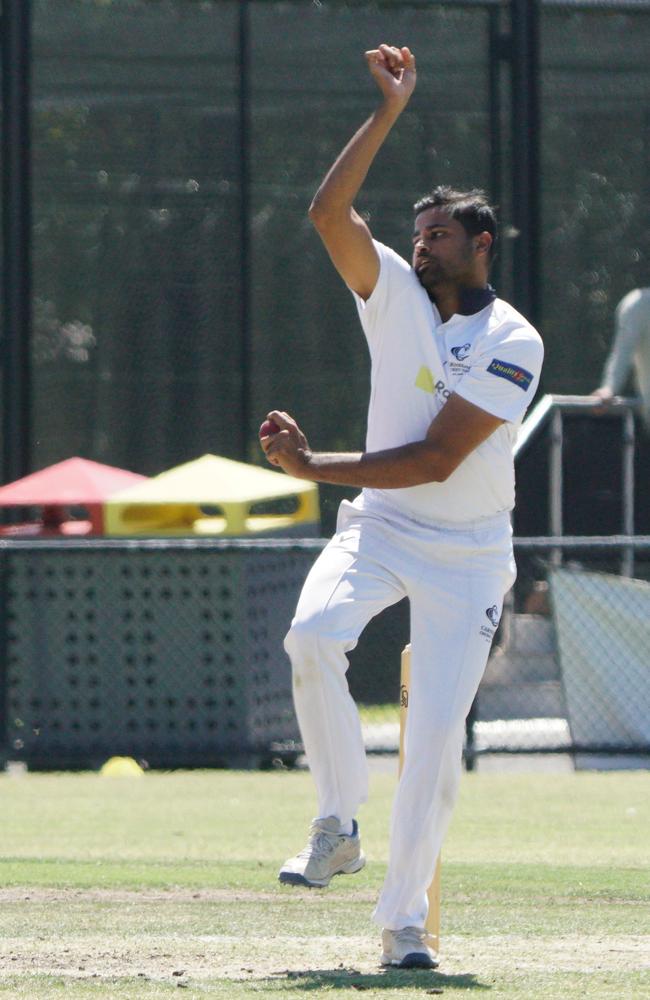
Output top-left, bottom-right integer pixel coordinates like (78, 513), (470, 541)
(247, 1), (494, 528)
(31, 0), (242, 473)
(541, 3), (650, 394)
(26, 0), (496, 535)
(15, 0), (649, 536)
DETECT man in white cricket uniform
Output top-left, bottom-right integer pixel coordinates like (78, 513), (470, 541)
(592, 287), (650, 429)
(260, 45), (544, 969)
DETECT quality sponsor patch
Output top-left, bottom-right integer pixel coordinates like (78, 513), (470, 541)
(487, 358), (533, 391)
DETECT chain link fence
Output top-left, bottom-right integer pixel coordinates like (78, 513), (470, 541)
(469, 537), (650, 765)
(2, 536), (649, 769)
(1, 539), (319, 769)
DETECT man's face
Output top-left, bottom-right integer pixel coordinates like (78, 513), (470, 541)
(411, 206), (476, 291)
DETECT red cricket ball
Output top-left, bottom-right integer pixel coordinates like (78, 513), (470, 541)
(259, 419), (280, 438)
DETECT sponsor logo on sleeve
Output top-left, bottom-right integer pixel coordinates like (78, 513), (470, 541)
(487, 358), (533, 391)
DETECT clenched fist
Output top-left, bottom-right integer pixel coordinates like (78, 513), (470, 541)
(365, 44), (416, 107)
(259, 410), (312, 479)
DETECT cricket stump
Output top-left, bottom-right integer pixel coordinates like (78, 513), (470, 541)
(399, 643), (441, 956)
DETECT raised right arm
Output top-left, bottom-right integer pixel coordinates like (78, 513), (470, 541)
(308, 45), (416, 301)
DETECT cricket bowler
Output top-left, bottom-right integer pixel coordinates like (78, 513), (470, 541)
(260, 43), (544, 969)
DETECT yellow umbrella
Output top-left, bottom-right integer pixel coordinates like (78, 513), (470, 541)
(103, 454), (319, 536)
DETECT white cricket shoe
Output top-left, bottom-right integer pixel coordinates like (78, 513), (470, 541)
(278, 816), (366, 887)
(380, 926), (438, 969)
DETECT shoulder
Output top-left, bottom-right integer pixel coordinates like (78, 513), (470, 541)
(616, 288), (650, 319)
(483, 298), (544, 351)
(372, 240), (415, 280)
(352, 240), (422, 337)
(357, 239), (421, 309)
(454, 300), (544, 421)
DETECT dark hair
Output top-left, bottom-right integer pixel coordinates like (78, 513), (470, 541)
(413, 186), (498, 259)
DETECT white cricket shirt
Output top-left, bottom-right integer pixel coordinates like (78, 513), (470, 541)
(351, 240), (544, 524)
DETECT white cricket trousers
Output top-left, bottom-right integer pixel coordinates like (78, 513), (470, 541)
(284, 497), (516, 931)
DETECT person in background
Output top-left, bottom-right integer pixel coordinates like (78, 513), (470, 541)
(591, 288), (650, 427)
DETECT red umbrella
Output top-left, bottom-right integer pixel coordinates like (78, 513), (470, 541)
(0, 457), (147, 535)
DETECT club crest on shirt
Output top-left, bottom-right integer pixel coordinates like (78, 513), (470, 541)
(451, 343), (471, 362)
(487, 358), (533, 391)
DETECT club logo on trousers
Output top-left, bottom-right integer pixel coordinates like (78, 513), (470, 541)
(486, 605), (500, 627)
(480, 605), (500, 643)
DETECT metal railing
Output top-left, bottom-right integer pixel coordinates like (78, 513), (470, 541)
(515, 394), (640, 574)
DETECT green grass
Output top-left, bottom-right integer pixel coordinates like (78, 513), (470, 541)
(357, 703), (399, 726)
(1, 768), (649, 998)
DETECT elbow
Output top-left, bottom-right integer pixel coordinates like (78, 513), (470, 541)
(436, 453), (464, 482)
(404, 470), (451, 487)
(308, 191), (348, 233)
(308, 196), (332, 232)
(420, 444), (459, 484)
(430, 462), (455, 484)
(307, 201), (333, 237)
(406, 461), (453, 487)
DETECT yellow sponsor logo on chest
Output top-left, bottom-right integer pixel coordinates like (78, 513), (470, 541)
(415, 366), (450, 400)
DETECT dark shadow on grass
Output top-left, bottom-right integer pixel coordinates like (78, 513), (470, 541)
(261, 967), (491, 992)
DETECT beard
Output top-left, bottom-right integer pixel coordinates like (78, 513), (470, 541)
(414, 257), (444, 289)
(414, 257), (454, 296)
(414, 244), (475, 295)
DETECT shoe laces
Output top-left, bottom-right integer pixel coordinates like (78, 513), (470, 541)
(296, 821), (338, 860)
(392, 926), (429, 950)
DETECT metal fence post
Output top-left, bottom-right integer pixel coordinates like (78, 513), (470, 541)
(237, 0), (252, 460)
(510, 0), (541, 327)
(549, 408), (563, 565)
(622, 408), (635, 577)
(2, 0), (33, 488)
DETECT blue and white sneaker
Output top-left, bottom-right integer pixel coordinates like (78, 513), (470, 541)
(278, 816), (366, 887)
(380, 926), (438, 969)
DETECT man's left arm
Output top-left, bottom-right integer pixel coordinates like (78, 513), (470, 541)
(261, 323), (543, 486)
(259, 396), (503, 487)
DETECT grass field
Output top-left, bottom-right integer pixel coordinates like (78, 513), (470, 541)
(1, 764), (649, 999)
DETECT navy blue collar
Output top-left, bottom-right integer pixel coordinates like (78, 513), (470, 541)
(457, 284), (496, 316)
